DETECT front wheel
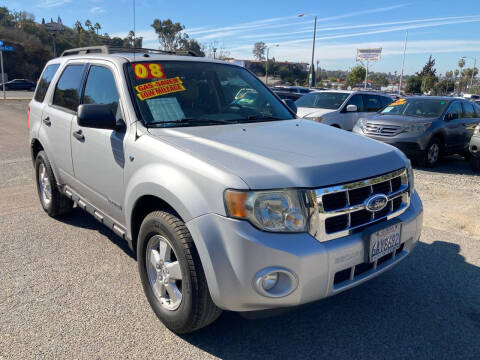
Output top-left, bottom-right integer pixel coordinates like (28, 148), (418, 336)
(421, 138), (442, 167)
(137, 211), (221, 333)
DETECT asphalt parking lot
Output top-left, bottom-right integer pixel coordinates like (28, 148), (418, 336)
(1, 99), (479, 359)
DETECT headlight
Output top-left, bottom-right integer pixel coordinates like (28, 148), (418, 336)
(355, 118), (367, 131)
(407, 160), (415, 195)
(474, 125), (480, 135)
(224, 189), (307, 232)
(404, 122), (432, 134)
(306, 116), (323, 122)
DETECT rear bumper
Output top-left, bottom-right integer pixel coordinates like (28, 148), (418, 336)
(186, 191), (423, 312)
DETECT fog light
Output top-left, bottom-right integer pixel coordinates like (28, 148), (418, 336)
(253, 267), (298, 298)
(261, 273), (279, 290)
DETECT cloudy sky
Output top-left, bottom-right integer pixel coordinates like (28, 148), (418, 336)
(8, 0), (480, 74)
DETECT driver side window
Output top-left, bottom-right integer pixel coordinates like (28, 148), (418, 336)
(446, 102), (463, 119)
(345, 94), (364, 112)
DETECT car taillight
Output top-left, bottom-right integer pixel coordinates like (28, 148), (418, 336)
(27, 107), (30, 129)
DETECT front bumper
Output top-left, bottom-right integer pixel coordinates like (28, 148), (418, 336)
(186, 191), (423, 311)
(353, 129), (428, 157)
(469, 137), (480, 158)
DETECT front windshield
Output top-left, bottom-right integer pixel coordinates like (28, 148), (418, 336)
(380, 98), (449, 118)
(127, 61), (293, 127)
(295, 92), (349, 109)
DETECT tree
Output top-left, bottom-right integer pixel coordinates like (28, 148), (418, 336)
(406, 76), (422, 94)
(94, 22), (101, 35)
(179, 38), (205, 56)
(84, 19), (93, 32)
(415, 55), (438, 93)
(57, 16), (62, 24)
(369, 73), (389, 88)
(203, 41), (230, 60)
(252, 42), (266, 61)
(445, 71), (453, 79)
(458, 58), (465, 71)
(41, 17), (45, 25)
(346, 66), (366, 87)
(432, 80), (454, 95)
(151, 19), (187, 51)
(418, 55), (437, 78)
(74, 20), (82, 34)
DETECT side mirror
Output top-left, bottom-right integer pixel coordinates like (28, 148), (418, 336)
(77, 104), (119, 130)
(346, 104), (358, 112)
(284, 99), (297, 114)
(445, 112), (458, 121)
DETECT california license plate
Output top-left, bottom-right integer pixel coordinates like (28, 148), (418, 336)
(369, 223), (401, 262)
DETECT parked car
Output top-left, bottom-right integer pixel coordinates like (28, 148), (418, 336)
(0, 78), (36, 90)
(272, 85), (312, 94)
(295, 90), (394, 130)
(29, 46), (422, 334)
(272, 89), (303, 101)
(468, 124), (480, 170)
(353, 97), (480, 167)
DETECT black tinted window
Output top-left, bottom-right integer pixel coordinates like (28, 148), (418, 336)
(381, 96), (393, 107)
(52, 64), (85, 111)
(82, 66), (120, 116)
(345, 94), (364, 112)
(447, 102), (463, 117)
(34, 64), (60, 102)
(462, 101), (476, 118)
(362, 94), (382, 112)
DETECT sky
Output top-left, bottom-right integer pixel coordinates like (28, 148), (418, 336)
(3, 0), (480, 75)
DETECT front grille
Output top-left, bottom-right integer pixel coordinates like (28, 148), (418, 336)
(309, 168), (410, 241)
(363, 122), (402, 136)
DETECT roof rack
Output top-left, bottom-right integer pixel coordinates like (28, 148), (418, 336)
(60, 46), (200, 57)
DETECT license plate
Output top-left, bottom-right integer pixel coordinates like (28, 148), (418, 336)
(369, 223), (401, 262)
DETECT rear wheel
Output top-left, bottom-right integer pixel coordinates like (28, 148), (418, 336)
(35, 151), (73, 217)
(421, 138), (442, 167)
(137, 210), (222, 333)
(470, 156), (480, 171)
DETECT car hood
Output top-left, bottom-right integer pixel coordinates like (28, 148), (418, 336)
(296, 107), (335, 118)
(147, 120), (406, 189)
(366, 114), (438, 125)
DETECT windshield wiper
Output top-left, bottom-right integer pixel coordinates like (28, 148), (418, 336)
(146, 118), (231, 127)
(231, 115), (288, 123)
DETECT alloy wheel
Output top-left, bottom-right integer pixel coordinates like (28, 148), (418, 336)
(38, 163), (52, 207)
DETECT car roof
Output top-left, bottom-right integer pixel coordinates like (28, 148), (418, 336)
(404, 96), (454, 101)
(310, 90), (391, 96)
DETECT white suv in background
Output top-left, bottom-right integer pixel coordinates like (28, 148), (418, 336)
(295, 90), (394, 130)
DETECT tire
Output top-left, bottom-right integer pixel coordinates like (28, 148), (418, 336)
(137, 210), (222, 333)
(420, 138), (442, 167)
(470, 156), (480, 171)
(35, 151), (73, 217)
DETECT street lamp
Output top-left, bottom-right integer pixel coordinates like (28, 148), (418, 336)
(213, 47), (217, 59)
(265, 44), (279, 85)
(462, 56), (478, 90)
(298, 13), (317, 87)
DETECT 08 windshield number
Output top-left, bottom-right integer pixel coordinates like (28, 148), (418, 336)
(132, 63), (165, 79)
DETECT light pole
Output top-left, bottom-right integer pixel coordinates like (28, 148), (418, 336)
(462, 56), (478, 90)
(298, 13), (317, 87)
(213, 48), (217, 59)
(265, 44), (278, 85)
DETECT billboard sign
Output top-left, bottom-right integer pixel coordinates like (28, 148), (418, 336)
(357, 48), (382, 62)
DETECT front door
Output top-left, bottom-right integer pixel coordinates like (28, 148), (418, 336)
(70, 63), (126, 223)
(444, 101), (465, 153)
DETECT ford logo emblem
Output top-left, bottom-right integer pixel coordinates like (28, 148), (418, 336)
(365, 194), (388, 212)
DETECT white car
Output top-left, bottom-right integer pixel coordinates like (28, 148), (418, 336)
(295, 90), (394, 130)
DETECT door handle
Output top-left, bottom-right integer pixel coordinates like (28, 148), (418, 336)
(43, 117), (51, 126)
(72, 129), (85, 141)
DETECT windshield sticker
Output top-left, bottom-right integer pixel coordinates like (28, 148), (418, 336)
(132, 63), (165, 79)
(390, 98), (406, 106)
(383, 106), (394, 112)
(135, 77), (186, 101)
(146, 97), (185, 122)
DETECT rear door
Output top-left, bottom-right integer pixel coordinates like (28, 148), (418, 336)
(70, 62), (126, 223)
(461, 101), (480, 151)
(443, 101), (464, 152)
(41, 63), (87, 184)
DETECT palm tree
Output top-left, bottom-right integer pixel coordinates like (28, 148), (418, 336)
(94, 22), (101, 35)
(85, 19), (93, 32)
(74, 21), (82, 34)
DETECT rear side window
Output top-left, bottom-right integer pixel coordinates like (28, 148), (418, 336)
(362, 95), (383, 112)
(380, 96), (393, 107)
(34, 64), (60, 102)
(447, 101), (463, 118)
(52, 64), (85, 112)
(462, 101), (476, 118)
(82, 66), (120, 117)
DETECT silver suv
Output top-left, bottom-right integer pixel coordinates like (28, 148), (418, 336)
(295, 90), (394, 130)
(29, 46), (423, 333)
